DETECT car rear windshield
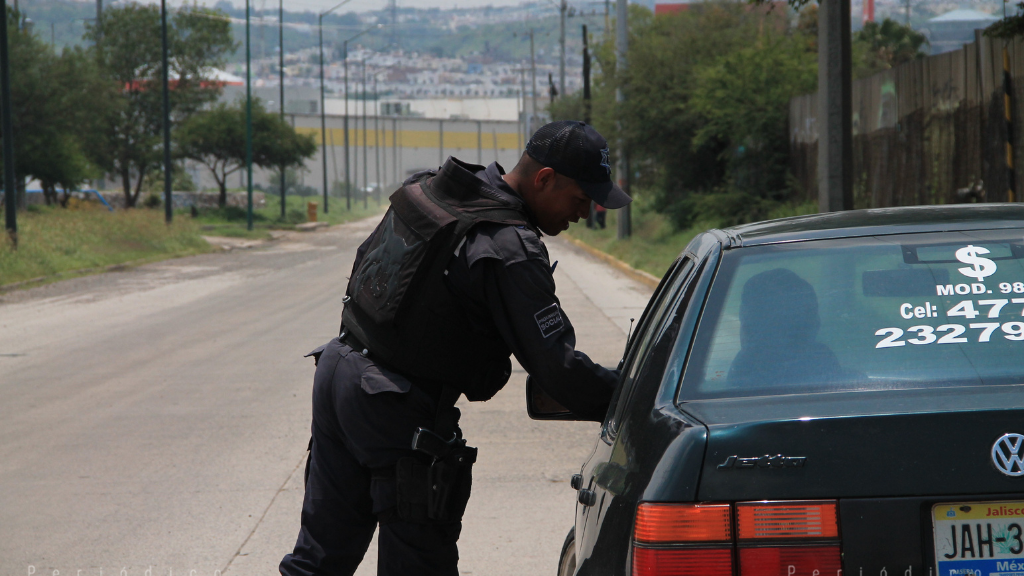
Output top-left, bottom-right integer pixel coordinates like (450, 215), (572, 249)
(679, 229), (1024, 400)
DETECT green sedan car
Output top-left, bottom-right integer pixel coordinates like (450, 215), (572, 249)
(530, 204), (1024, 576)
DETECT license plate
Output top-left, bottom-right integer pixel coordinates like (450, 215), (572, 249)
(934, 501), (1024, 576)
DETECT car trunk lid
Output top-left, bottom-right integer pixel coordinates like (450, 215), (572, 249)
(682, 386), (1024, 502)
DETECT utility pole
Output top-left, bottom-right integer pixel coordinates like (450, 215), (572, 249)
(530, 30), (537, 135)
(373, 73), (380, 204)
(584, 25), (593, 228)
(559, 0), (567, 98)
(582, 25), (591, 124)
(318, 14), (328, 213)
(279, 0), (285, 219)
(340, 24), (380, 211)
(95, 0), (102, 41)
(245, 0), (254, 231)
(344, 41), (351, 209)
(379, 86), (386, 197)
(817, 0), (853, 212)
(519, 67), (527, 148)
(362, 59), (368, 209)
(615, 0), (630, 239)
(161, 0), (172, 224)
(2, 0), (17, 248)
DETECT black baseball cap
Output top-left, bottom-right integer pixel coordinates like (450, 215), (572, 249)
(525, 121), (632, 209)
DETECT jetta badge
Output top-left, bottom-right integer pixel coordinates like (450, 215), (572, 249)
(717, 454), (806, 469)
(992, 433), (1024, 477)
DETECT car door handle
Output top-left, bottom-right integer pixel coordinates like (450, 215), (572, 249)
(570, 474), (583, 490)
(577, 489), (597, 507)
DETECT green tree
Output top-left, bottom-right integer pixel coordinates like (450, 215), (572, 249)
(550, 2), (818, 227)
(984, 4), (1024, 39)
(175, 98), (317, 207)
(84, 4), (236, 208)
(0, 10), (112, 208)
(2, 8), (56, 208)
(853, 18), (928, 77)
(691, 33), (817, 197)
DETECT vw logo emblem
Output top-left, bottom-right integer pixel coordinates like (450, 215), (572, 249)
(992, 433), (1024, 477)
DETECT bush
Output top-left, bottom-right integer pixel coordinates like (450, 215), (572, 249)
(143, 193), (162, 208)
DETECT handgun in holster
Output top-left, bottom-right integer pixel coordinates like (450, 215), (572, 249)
(415, 427), (477, 522)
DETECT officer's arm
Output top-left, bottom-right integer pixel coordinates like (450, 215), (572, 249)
(475, 257), (617, 422)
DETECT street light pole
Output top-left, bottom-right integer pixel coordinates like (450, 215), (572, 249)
(318, 13), (328, 213)
(245, 0), (253, 231)
(278, 0), (285, 219)
(374, 73), (380, 204)
(338, 23), (379, 211)
(2, 0), (17, 248)
(344, 40), (350, 210)
(160, 0), (172, 224)
(316, 0), (356, 215)
(362, 59), (368, 209)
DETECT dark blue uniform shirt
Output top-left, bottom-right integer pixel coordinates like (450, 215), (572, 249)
(440, 161), (617, 421)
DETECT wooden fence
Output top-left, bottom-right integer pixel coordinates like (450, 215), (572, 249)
(790, 31), (1024, 207)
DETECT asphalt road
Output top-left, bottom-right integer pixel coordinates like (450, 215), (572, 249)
(0, 216), (653, 576)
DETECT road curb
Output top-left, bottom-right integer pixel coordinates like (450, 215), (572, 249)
(562, 236), (661, 290)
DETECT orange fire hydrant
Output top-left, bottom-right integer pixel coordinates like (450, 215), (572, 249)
(307, 201), (318, 223)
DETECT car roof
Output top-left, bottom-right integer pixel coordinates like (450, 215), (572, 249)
(721, 204), (1024, 247)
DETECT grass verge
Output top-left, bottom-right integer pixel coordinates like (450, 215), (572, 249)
(190, 193), (387, 239)
(565, 196), (817, 279)
(1, 205), (212, 288)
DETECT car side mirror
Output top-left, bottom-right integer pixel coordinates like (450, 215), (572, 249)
(526, 376), (582, 421)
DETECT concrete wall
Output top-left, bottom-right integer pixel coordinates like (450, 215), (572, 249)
(186, 115), (525, 197)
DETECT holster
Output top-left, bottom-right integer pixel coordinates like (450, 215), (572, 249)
(395, 435), (477, 524)
(427, 442), (476, 522)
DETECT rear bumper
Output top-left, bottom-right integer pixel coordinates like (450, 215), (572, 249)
(841, 493), (1024, 574)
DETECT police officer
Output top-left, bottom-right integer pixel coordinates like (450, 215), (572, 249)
(280, 121), (632, 576)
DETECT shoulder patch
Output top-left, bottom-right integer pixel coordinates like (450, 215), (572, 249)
(534, 303), (565, 338)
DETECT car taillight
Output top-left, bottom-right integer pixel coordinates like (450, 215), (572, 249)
(736, 501), (841, 576)
(635, 503), (732, 542)
(633, 503), (732, 575)
(633, 501), (841, 576)
(738, 546), (842, 576)
(633, 547), (733, 576)
(736, 501), (839, 540)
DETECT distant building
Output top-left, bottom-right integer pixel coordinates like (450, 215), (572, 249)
(654, 0), (697, 15)
(927, 9), (1000, 54)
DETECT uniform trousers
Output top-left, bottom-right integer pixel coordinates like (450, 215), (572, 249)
(279, 338), (462, 576)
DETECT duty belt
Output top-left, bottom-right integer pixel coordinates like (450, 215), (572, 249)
(339, 330), (451, 408)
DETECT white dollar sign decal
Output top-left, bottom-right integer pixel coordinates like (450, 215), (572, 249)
(956, 245), (998, 281)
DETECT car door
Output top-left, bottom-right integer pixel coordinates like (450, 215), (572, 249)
(573, 253), (699, 571)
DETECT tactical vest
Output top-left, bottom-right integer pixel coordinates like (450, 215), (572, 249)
(341, 158), (536, 401)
